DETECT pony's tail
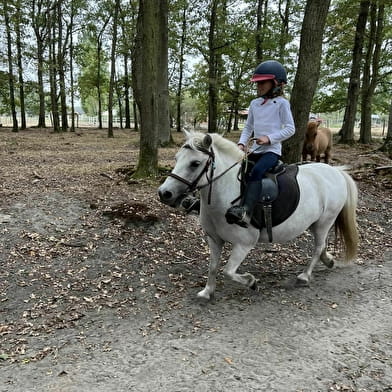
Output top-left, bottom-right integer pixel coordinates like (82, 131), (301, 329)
(335, 170), (359, 262)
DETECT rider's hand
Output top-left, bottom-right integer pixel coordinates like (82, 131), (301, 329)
(256, 136), (270, 145)
(238, 144), (245, 151)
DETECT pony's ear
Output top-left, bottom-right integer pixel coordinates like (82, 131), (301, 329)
(203, 134), (212, 148)
(183, 129), (191, 140)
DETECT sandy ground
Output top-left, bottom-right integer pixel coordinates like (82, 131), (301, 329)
(0, 128), (391, 392)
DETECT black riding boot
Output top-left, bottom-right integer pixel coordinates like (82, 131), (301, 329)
(225, 181), (262, 228)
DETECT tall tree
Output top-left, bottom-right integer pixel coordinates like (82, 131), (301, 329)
(379, 98), (392, 158)
(339, 0), (370, 143)
(96, 18), (110, 129)
(132, 0), (166, 177)
(118, 1), (136, 130)
(2, 0), (18, 131)
(30, 0), (50, 128)
(108, 0), (120, 138)
(278, 0), (291, 62)
(14, 0), (26, 130)
(359, 0), (385, 144)
(283, 0), (331, 163)
(207, 0), (228, 133)
(207, 0), (219, 133)
(76, 31), (110, 117)
(57, 0), (68, 132)
(48, 3), (60, 132)
(157, 0), (171, 145)
(68, 0), (77, 132)
(174, 1), (188, 133)
(255, 0), (268, 63)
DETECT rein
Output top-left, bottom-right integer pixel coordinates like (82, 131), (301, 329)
(168, 139), (257, 205)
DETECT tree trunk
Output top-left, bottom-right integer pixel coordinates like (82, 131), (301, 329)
(31, 0), (49, 128)
(116, 77), (123, 129)
(157, 0), (171, 146)
(37, 42), (47, 128)
(108, 0), (120, 138)
(49, 10), (60, 133)
(96, 19), (109, 130)
(15, 0), (26, 130)
(132, 0), (161, 177)
(2, 0), (18, 131)
(133, 99), (139, 131)
(69, 2), (75, 132)
(176, 4), (187, 133)
(339, 1), (370, 143)
(283, 0), (331, 163)
(57, 0), (68, 132)
(256, 0), (268, 63)
(359, 1), (384, 144)
(123, 53), (131, 129)
(207, 0), (219, 133)
(278, 0), (291, 62)
(97, 39), (103, 129)
(379, 99), (392, 158)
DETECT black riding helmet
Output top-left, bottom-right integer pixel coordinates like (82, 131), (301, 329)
(251, 60), (287, 84)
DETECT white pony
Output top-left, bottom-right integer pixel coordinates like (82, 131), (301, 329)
(158, 131), (359, 300)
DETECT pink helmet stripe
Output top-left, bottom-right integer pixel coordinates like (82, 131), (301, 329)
(250, 74), (275, 82)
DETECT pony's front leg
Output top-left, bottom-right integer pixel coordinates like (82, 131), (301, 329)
(223, 243), (257, 289)
(197, 235), (223, 301)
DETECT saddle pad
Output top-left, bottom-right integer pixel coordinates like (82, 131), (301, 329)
(250, 164), (300, 230)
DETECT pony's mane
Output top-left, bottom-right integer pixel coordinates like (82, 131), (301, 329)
(185, 131), (244, 160)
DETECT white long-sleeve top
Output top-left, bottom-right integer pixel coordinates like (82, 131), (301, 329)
(238, 96), (295, 156)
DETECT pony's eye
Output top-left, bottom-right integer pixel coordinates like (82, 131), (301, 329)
(190, 160), (201, 168)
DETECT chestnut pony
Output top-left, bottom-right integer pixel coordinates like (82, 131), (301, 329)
(302, 120), (332, 163)
(158, 131), (358, 301)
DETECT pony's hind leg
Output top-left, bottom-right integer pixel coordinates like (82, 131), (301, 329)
(197, 235), (224, 301)
(297, 224), (331, 285)
(320, 248), (334, 268)
(223, 243), (257, 289)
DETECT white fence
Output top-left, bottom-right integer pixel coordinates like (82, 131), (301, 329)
(0, 114), (130, 128)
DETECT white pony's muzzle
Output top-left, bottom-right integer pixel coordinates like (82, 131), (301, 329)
(158, 180), (188, 208)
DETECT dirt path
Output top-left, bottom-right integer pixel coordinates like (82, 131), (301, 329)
(1, 129), (391, 391)
(2, 219), (392, 392)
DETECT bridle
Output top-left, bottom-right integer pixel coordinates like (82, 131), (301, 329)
(168, 145), (216, 203)
(167, 143), (247, 204)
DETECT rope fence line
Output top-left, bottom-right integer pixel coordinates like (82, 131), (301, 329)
(0, 115), (131, 129)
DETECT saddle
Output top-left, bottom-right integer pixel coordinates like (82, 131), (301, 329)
(240, 160), (300, 241)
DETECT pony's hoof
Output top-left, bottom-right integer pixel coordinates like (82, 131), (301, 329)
(321, 253), (334, 268)
(296, 273), (310, 287)
(249, 279), (259, 291)
(323, 259), (334, 269)
(197, 289), (214, 302)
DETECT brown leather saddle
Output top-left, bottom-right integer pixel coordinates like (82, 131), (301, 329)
(241, 161), (300, 241)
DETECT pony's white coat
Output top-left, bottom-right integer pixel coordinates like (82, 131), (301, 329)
(158, 131), (359, 300)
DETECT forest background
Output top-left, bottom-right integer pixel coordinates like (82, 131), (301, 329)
(0, 0), (391, 176)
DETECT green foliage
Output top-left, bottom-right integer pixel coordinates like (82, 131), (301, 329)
(315, 0), (392, 115)
(0, 0), (391, 128)
(75, 31), (110, 115)
(0, 71), (11, 115)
